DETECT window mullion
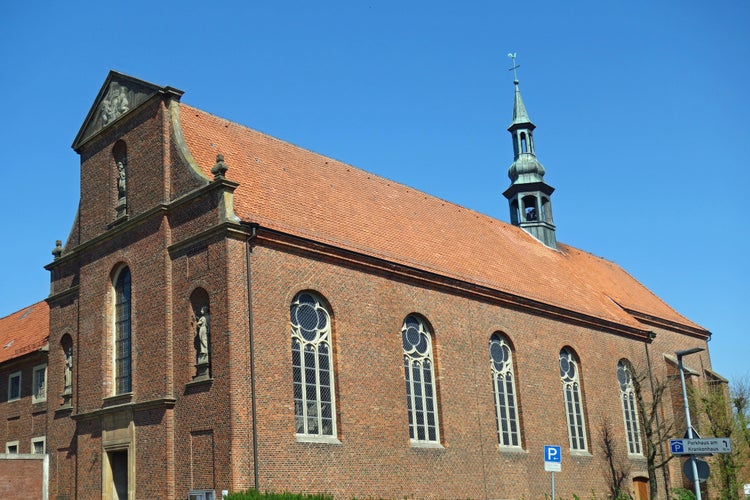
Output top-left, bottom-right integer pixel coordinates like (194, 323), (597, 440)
(410, 360), (419, 438)
(419, 361), (428, 439)
(300, 340), (309, 434)
(313, 344), (322, 432)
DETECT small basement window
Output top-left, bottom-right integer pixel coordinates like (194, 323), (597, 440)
(188, 490), (216, 500)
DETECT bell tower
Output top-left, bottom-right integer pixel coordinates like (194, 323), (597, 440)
(502, 54), (557, 249)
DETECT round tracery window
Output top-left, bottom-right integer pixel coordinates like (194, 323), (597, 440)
(402, 316), (430, 355)
(490, 336), (511, 372)
(617, 361), (631, 391)
(559, 349), (577, 382)
(291, 293), (330, 343)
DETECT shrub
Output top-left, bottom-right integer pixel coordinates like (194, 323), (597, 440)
(672, 488), (696, 500)
(225, 490), (333, 500)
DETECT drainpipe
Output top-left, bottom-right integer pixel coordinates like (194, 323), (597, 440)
(245, 223), (259, 490)
(644, 335), (671, 498)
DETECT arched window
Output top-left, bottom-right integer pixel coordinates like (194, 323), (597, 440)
(113, 267), (132, 394)
(522, 195), (538, 221)
(402, 315), (439, 443)
(290, 292), (336, 437)
(489, 333), (521, 447)
(618, 360), (643, 455)
(560, 347), (587, 451)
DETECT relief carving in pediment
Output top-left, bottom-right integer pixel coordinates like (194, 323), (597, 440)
(74, 73), (163, 149)
(100, 82), (132, 126)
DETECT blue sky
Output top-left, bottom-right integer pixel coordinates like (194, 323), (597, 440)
(1, 2), (747, 380)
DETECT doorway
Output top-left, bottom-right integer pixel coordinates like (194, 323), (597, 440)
(107, 450), (128, 499)
(633, 477), (649, 500)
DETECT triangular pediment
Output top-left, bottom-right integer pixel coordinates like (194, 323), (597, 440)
(72, 71), (183, 151)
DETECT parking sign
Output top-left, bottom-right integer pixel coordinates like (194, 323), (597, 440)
(545, 445), (561, 462)
(544, 445), (561, 471)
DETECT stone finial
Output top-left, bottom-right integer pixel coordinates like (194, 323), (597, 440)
(211, 154), (228, 180)
(52, 240), (63, 260)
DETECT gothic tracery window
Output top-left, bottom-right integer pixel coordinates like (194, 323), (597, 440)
(560, 347), (587, 451)
(402, 315), (440, 444)
(490, 333), (521, 447)
(291, 292), (336, 437)
(618, 359), (643, 455)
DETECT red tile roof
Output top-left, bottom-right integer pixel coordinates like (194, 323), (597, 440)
(179, 104), (707, 336)
(0, 301), (49, 364)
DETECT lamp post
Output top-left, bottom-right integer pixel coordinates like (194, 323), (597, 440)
(676, 347), (705, 500)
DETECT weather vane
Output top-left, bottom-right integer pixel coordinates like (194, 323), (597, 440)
(507, 52), (520, 82)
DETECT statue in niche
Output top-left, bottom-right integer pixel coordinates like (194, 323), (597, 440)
(100, 84), (130, 126)
(195, 305), (210, 365)
(116, 161), (127, 199)
(63, 346), (73, 396)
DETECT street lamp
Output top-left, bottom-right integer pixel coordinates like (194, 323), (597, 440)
(676, 347), (705, 500)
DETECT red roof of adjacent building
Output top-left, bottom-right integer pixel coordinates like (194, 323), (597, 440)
(178, 104), (707, 336)
(0, 301), (49, 364)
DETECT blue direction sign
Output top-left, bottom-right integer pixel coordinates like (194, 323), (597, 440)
(670, 438), (732, 455)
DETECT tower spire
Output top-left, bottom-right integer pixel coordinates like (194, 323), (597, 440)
(502, 54), (557, 248)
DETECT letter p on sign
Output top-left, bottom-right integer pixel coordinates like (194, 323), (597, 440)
(545, 445), (561, 463)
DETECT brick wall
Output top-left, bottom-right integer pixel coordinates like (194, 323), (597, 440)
(0, 454), (47, 499)
(0, 353), (48, 455)
(241, 241), (692, 499)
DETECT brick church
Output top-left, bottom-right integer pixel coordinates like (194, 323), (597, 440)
(0, 71), (719, 499)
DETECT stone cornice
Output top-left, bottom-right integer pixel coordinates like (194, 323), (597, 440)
(71, 397), (177, 421)
(620, 307), (711, 340)
(167, 222), (248, 257)
(250, 226), (656, 342)
(45, 285), (80, 306)
(46, 179), (239, 271)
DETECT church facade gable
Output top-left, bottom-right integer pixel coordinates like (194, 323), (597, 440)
(72, 71), (174, 151)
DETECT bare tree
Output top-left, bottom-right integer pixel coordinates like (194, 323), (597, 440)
(599, 415), (631, 498)
(630, 364), (675, 500)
